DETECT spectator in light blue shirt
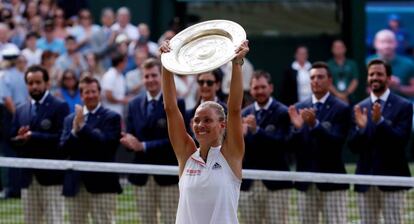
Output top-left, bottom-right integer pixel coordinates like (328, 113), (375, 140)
(36, 20), (65, 55)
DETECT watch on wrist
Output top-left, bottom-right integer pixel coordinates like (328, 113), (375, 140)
(233, 58), (244, 65)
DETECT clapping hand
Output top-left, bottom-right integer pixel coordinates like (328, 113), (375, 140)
(372, 102), (382, 124)
(243, 114), (257, 134)
(288, 105), (304, 129)
(120, 132), (144, 152)
(354, 105), (368, 129)
(12, 126), (32, 142)
(72, 105), (84, 133)
(301, 108), (317, 128)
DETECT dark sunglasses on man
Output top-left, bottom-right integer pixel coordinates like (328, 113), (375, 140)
(197, 80), (215, 87)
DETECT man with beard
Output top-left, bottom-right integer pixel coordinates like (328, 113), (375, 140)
(348, 59), (412, 224)
(239, 70), (292, 224)
(11, 65), (69, 223)
(367, 29), (414, 99)
(288, 62), (350, 223)
(120, 58), (185, 223)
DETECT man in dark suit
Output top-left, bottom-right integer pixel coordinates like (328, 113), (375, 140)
(120, 58), (185, 224)
(60, 76), (122, 224)
(288, 62), (351, 223)
(348, 59), (412, 224)
(11, 65), (69, 224)
(239, 70), (292, 224)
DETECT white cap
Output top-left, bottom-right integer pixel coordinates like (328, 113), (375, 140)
(1, 44), (20, 59)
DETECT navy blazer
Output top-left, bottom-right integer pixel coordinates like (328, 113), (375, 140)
(127, 92), (185, 186)
(241, 98), (293, 191)
(12, 93), (69, 188)
(348, 93), (412, 192)
(60, 106), (122, 196)
(290, 94), (351, 191)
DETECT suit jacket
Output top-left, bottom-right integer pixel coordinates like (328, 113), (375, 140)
(60, 106), (122, 196)
(348, 93), (412, 192)
(127, 92), (186, 186)
(12, 93), (69, 188)
(290, 94), (350, 191)
(279, 68), (298, 106)
(241, 98), (293, 191)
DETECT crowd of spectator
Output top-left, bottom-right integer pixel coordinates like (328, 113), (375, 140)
(0, 1), (413, 223)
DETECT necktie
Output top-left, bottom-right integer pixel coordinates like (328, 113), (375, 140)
(256, 109), (265, 123)
(146, 100), (156, 118)
(314, 102), (323, 117)
(375, 99), (384, 111)
(86, 112), (96, 124)
(34, 101), (40, 116)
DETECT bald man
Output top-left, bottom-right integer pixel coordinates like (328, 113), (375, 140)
(367, 29), (414, 99)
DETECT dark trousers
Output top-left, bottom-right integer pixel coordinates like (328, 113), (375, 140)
(0, 105), (21, 198)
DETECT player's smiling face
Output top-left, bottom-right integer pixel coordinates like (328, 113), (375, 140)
(193, 107), (225, 144)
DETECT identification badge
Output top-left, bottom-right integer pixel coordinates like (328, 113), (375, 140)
(337, 80), (346, 91)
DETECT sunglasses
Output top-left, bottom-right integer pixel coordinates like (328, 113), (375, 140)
(197, 80), (215, 87)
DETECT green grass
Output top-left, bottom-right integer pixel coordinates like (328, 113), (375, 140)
(1, 164), (413, 223)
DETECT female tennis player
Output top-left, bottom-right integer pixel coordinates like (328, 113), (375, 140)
(160, 39), (248, 224)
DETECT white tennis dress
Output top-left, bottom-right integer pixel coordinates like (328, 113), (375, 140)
(175, 145), (241, 224)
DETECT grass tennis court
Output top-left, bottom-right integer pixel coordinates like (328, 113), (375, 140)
(1, 164), (413, 224)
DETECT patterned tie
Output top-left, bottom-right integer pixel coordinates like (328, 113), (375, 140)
(256, 109), (265, 124)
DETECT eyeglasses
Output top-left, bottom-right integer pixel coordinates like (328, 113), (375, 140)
(197, 80), (215, 87)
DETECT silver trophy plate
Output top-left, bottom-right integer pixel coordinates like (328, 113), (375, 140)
(161, 20), (246, 75)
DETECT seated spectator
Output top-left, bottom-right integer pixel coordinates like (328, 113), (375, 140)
(85, 52), (105, 83)
(0, 23), (19, 62)
(22, 32), (43, 67)
(68, 9), (100, 53)
(36, 20), (65, 55)
(128, 23), (158, 57)
(40, 50), (60, 94)
(53, 8), (69, 40)
(125, 48), (148, 96)
(55, 69), (82, 113)
(111, 7), (139, 41)
(55, 35), (88, 77)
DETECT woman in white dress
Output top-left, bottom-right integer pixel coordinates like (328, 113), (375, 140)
(160, 40), (248, 224)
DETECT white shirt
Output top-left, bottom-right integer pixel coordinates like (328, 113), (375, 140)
(312, 92), (330, 105)
(370, 88), (390, 104)
(292, 61), (312, 102)
(111, 23), (139, 41)
(101, 67), (126, 116)
(176, 146), (241, 224)
(254, 97), (273, 111)
(22, 48), (43, 67)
